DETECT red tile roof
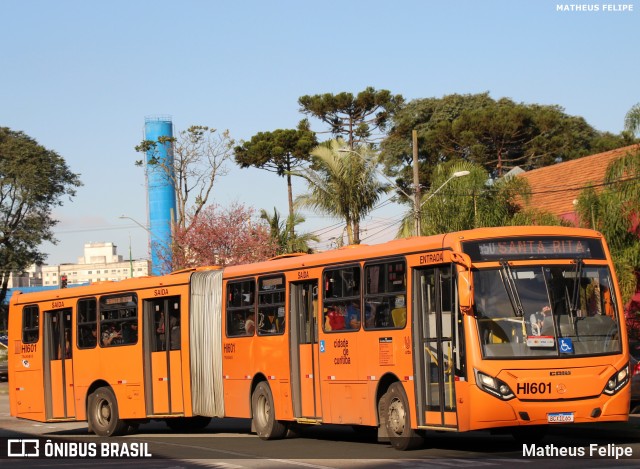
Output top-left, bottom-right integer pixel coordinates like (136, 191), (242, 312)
(518, 144), (639, 222)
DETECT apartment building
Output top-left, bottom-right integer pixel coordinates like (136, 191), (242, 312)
(9, 242), (151, 288)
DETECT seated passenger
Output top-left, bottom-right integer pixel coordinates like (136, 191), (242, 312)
(122, 322), (138, 344)
(346, 302), (360, 329)
(326, 306), (345, 330)
(245, 318), (255, 335)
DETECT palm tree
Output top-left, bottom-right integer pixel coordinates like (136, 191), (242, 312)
(259, 207), (319, 254)
(625, 103), (640, 136)
(294, 139), (388, 245)
(397, 160), (561, 237)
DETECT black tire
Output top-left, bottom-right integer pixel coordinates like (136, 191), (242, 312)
(166, 416), (212, 432)
(511, 425), (548, 444)
(252, 381), (287, 440)
(383, 382), (424, 450)
(87, 387), (128, 437)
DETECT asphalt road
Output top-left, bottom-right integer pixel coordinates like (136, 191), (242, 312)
(1, 380), (639, 468)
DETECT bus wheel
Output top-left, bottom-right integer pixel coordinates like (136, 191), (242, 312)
(87, 387), (128, 437)
(384, 383), (424, 450)
(252, 381), (287, 440)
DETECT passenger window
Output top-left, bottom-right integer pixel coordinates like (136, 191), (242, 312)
(257, 275), (285, 335)
(77, 298), (98, 349)
(22, 305), (39, 344)
(364, 260), (407, 329)
(226, 279), (256, 337)
(99, 293), (138, 347)
(323, 266), (361, 332)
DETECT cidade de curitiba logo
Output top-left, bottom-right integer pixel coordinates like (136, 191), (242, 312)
(6, 438), (152, 458)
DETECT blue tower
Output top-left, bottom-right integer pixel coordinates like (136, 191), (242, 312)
(144, 116), (176, 275)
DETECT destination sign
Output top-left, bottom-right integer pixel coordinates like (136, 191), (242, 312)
(462, 237), (605, 261)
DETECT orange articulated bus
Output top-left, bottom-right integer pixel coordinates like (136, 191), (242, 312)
(8, 226), (631, 450)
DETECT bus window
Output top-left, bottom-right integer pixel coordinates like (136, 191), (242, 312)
(323, 266), (361, 332)
(99, 293), (138, 347)
(22, 305), (39, 344)
(77, 298), (98, 349)
(364, 260), (407, 329)
(226, 279), (256, 337)
(257, 275), (285, 335)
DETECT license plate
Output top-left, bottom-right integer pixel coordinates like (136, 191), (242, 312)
(547, 412), (574, 423)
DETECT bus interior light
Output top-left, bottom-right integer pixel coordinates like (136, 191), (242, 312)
(474, 369), (515, 400)
(603, 364), (629, 396)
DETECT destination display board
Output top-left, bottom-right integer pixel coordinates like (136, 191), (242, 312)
(461, 236), (606, 262)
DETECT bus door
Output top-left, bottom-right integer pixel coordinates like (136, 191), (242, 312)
(143, 296), (184, 415)
(43, 308), (75, 419)
(289, 280), (322, 420)
(412, 266), (458, 428)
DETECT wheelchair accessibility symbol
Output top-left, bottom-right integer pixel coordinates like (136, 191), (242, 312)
(320, 340), (325, 353)
(559, 337), (574, 354)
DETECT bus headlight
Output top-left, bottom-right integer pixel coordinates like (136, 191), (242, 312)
(603, 364), (629, 396)
(474, 369), (515, 400)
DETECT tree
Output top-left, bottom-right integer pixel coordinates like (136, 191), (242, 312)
(259, 207), (319, 255)
(294, 139), (388, 245)
(135, 125), (235, 230)
(397, 160), (564, 237)
(298, 87), (404, 149)
(234, 121), (317, 237)
(0, 128), (82, 307)
(575, 147), (640, 339)
(171, 202), (277, 269)
(382, 93), (632, 199)
(625, 103), (640, 136)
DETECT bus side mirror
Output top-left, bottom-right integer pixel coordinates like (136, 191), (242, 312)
(452, 252), (473, 315)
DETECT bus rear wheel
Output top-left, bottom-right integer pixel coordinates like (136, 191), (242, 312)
(88, 387), (128, 437)
(252, 381), (287, 440)
(383, 382), (424, 450)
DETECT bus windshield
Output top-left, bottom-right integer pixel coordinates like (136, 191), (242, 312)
(473, 264), (621, 359)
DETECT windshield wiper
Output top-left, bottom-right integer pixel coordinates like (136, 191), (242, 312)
(570, 258), (584, 318)
(500, 261), (525, 317)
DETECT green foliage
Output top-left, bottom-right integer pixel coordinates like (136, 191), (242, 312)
(382, 93), (633, 199)
(234, 122), (317, 239)
(298, 87), (404, 148)
(0, 127), (82, 303)
(259, 207), (319, 255)
(397, 160), (564, 237)
(294, 139), (389, 245)
(234, 122), (317, 176)
(625, 103), (640, 136)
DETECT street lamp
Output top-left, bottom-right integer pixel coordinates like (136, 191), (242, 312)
(419, 171), (470, 209)
(119, 215), (151, 277)
(417, 170), (470, 234)
(119, 215), (151, 234)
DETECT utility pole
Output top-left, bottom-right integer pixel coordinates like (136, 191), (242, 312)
(412, 130), (421, 236)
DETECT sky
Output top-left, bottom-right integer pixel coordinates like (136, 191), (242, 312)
(1, 0), (638, 266)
